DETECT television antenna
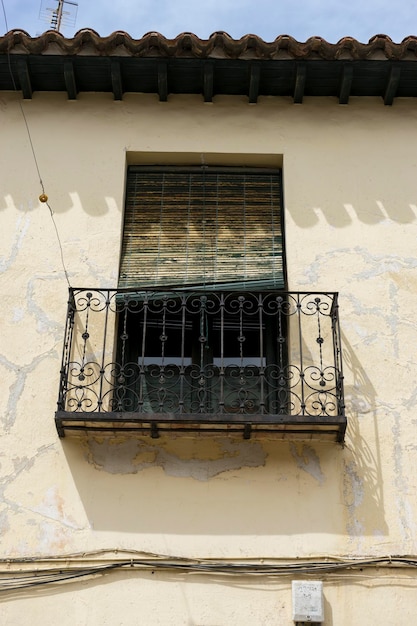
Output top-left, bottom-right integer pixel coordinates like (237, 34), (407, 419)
(39, 0), (78, 33)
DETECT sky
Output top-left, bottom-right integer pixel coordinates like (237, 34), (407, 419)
(2, 0), (417, 43)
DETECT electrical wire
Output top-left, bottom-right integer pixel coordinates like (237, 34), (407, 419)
(1, 553), (417, 593)
(1, 3), (71, 288)
(45, 199), (71, 286)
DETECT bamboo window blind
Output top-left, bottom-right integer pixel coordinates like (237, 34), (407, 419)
(119, 166), (284, 290)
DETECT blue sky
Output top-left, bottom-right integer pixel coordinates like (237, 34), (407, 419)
(2, 0), (417, 43)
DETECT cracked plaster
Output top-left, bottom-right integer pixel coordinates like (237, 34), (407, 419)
(343, 459), (365, 542)
(85, 437), (268, 481)
(0, 444), (88, 556)
(289, 443), (325, 485)
(0, 213), (30, 273)
(0, 350), (58, 431)
(300, 246), (417, 287)
(391, 409), (415, 547)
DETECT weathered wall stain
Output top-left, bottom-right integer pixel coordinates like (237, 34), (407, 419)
(85, 437), (267, 480)
(0, 445), (54, 525)
(0, 350), (58, 431)
(391, 406), (415, 546)
(32, 486), (80, 530)
(343, 459), (365, 540)
(300, 247), (417, 287)
(0, 214), (30, 272)
(289, 443), (325, 485)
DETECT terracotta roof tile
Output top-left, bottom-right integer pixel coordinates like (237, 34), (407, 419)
(1, 29), (417, 61)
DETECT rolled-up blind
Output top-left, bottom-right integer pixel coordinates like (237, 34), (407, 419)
(119, 166), (284, 290)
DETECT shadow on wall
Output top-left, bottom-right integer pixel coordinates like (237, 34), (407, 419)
(1, 192), (117, 217)
(61, 330), (388, 540)
(2, 193), (417, 225)
(288, 200), (417, 229)
(341, 332), (387, 539)
(62, 435), (343, 536)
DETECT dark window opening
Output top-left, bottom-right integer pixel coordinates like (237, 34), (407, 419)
(115, 291), (289, 415)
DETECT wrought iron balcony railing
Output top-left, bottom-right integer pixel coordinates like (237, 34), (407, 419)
(55, 288), (346, 441)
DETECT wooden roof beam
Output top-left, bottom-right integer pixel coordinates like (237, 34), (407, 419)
(249, 62), (260, 103)
(17, 59), (32, 99)
(384, 65), (401, 105)
(64, 60), (77, 100)
(339, 64), (353, 104)
(203, 61), (214, 102)
(158, 61), (168, 102)
(294, 62), (306, 104)
(111, 60), (123, 100)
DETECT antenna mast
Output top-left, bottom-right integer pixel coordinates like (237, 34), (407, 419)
(39, 0), (78, 33)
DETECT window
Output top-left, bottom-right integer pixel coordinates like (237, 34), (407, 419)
(115, 165), (286, 415)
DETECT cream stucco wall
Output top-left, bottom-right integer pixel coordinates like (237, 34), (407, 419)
(1, 91), (417, 623)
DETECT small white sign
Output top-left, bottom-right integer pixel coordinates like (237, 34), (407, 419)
(292, 580), (324, 622)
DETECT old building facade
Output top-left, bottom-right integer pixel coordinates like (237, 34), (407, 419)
(1, 29), (417, 624)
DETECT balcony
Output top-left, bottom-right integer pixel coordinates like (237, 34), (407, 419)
(55, 288), (346, 442)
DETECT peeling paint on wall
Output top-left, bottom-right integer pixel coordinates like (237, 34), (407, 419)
(32, 486), (79, 529)
(85, 437), (267, 481)
(0, 350), (58, 431)
(343, 459), (365, 540)
(391, 408), (415, 545)
(0, 445), (54, 531)
(289, 443), (325, 485)
(0, 214), (30, 272)
(301, 246), (417, 287)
